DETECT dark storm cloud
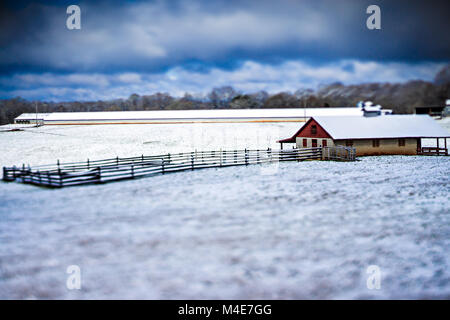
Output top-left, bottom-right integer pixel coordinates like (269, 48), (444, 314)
(0, 0), (449, 75)
(0, 0), (448, 101)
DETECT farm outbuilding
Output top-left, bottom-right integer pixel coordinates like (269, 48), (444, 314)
(278, 115), (450, 156)
(13, 113), (50, 125)
(13, 108), (366, 125)
(415, 99), (450, 118)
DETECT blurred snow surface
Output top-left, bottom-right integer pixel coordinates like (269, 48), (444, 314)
(0, 120), (449, 299)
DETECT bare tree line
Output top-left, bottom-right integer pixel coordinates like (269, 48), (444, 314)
(1, 65), (449, 125)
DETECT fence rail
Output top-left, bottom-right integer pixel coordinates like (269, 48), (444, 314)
(322, 146), (357, 161)
(3, 146), (355, 188)
(417, 147), (448, 156)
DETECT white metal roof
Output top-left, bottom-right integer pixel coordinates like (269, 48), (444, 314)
(15, 113), (51, 120)
(38, 108), (364, 121)
(313, 115), (450, 139)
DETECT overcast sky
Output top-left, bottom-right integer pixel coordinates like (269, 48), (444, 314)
(0, 0), (449, 101)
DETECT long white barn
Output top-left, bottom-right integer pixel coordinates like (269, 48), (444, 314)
(15, 108), (365, 125)
(14, 113), (51, 124)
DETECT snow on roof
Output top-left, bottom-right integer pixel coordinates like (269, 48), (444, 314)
(15, 113), (51, 120)
(38, 108), (364, 121)
(363, 105), (381, 111)
(313, 115), (450, 139)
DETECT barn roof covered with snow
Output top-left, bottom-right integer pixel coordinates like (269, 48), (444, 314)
(15, 113), (51, 120)
(279, 115), (450, 142)
(40, 108), (363, 122)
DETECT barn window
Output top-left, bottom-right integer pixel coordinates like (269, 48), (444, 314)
(322, 139), (327, 147)
(312, 139), (318, 147)
(311, 125), (317, 134)
(346, 140), (353, 147)
(372, 139), (380, 147)
(398, 139), (405, 147)
(303, 139), (307, 147)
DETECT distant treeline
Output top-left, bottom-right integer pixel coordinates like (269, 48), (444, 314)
(1, 65), (449, 125)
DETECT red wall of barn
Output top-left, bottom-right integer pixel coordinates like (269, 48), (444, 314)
(296, 119), (332, 139)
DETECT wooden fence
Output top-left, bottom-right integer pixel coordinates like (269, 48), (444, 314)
(3, 146), (355, 188)
(322, 146), (357, 161)
(417, 147), (448, 156)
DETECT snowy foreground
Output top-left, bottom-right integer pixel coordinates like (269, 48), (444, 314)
(0, 120), (449, 299)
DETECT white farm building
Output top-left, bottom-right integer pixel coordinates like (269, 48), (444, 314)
(14, 108), (366, 125)
(14, 113), (51, 125)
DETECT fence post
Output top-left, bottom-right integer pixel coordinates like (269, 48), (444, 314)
(87, 158), (90, 170)
(162, 160), (165, 174)
(245, 148), (248, 166)
(97, 167), (101, 183)
(234, 150), (237, 163)
(131, 165), (134, 178)
(191, 154), (194, 170)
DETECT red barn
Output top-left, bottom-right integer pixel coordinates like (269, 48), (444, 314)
(278, 115), (450, 156)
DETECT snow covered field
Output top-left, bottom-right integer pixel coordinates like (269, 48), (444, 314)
(0, 119), (449, 299)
